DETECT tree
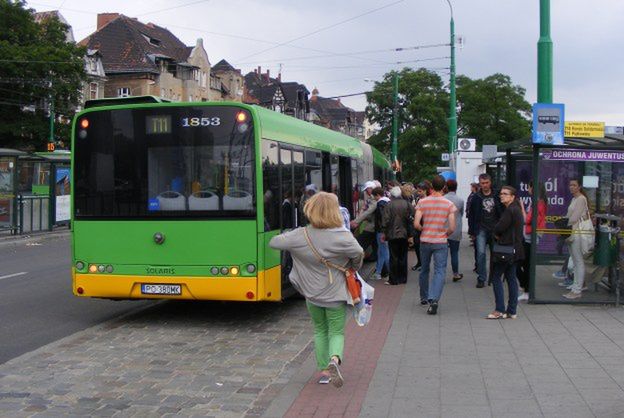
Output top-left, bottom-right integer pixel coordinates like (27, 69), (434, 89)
(365, 69), (532, 183)
(365, 68), (448, 182)
(456, 73), (531, 145)
(0, 1), (86, 151)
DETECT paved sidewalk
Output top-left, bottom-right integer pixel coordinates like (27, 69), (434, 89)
(265, 242), (624, 418)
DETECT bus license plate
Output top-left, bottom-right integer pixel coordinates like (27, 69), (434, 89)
(141, 284), (181, 295)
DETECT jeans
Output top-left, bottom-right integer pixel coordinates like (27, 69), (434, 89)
(491, 261), (519, 315)
(448, 239), (460, 275)
(376, 232), (390, 276)
(476, 229), (494, 283)
(569, 236), (585, 293)
(419, 242), (448, 301)
(357, 231), (377, 262)
(388, 238), (408, 284)
(306, 302), (346, 370)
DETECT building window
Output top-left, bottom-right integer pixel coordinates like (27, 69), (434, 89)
(89, 82), (98, 100)
(117, 87), (130, 97)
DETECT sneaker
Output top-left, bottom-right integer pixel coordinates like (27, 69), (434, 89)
(327, 359), (343, 388)
(558, 278), (574, 287)
(411, 263), (421, 271)
(318, 374), (331, 385)
(452, 274), (463, 282)
(552, 271), (566, 279)
(517, 292), (529, 301)
(563, 291), (581, 300)
(420, 299), (429, 306)
(372, 273), (382, 280)
(427, 301), (438, 315)
(476, 281), (485, 288)
(503, 313), (518, 319)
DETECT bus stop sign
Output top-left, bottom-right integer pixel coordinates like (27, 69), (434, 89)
(532, 103), (565, 145)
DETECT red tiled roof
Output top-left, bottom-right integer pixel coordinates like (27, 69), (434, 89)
(79, 15), (191, 74)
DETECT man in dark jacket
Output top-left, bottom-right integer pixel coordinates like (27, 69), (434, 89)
(381, 186), (414, 285)
(468, 174), (505, 288)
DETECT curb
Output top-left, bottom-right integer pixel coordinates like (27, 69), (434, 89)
(0, 228), (71, 248)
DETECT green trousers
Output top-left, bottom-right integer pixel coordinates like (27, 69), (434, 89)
(306, 301), (346, 371)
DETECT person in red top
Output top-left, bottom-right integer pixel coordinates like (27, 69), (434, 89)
(414, 175), (457, 315)
(517, 181), (547, 301)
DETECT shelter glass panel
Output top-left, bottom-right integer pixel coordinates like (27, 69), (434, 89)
(526, 149), (623, 304)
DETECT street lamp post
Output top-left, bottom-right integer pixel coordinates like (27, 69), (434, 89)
(445, 0), (457, 157)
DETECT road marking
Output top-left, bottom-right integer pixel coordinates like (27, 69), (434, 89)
(0, 272), (28, 281)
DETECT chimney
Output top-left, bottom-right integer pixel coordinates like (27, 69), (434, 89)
(277, 72), (281, 82)
(97, 13), (120, 30)
(257, 66), (261, 75)
(265, 69), (270, 81)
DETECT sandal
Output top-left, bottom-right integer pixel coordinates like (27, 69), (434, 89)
(486, 311), (504, 319)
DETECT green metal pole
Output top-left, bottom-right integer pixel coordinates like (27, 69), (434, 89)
(449, 15), (457, 154)
(537, 0), (553, 103)
(48, 101), (55, 146)
(391, 73), (398, 164)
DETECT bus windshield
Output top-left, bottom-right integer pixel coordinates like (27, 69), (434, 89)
(74, 106), (255, 219)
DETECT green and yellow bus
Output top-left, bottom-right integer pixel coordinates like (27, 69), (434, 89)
(71, 100), (391, 302)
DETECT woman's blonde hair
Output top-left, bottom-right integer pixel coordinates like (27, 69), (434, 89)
(303, 192), (344, 229)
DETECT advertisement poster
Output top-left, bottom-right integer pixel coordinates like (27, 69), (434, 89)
(0, 158), (14, 226)
(515, 159), (579, 255)
(55, 167), (71, 222)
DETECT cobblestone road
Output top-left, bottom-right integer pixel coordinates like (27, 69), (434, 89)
(0, 299), (314, 417)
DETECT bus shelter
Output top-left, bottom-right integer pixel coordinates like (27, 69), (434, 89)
(501, 134), (624, 305)
(16, 151), (71, 234)
(0, 148), (27, 234)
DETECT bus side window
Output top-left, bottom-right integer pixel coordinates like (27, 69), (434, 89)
(261, 140), (280, 231)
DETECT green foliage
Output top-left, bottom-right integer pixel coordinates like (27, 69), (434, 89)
(456, 73), (531, 145)
(365, 69), (531, 183)
(0, 0), (86, 151)
(366, 68), (448, 182)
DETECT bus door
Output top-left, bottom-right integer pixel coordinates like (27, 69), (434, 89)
(278, 146), (305, 288)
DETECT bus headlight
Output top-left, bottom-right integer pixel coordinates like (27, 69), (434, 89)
(210, 267), (219, 275)
(246, 264), (256, 273)
(220, 267), (229, 275)
(75, 261), (85, 271)
(230, 267), (239, 275)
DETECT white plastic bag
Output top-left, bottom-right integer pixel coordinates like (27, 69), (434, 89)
(353, 272), (374, 326)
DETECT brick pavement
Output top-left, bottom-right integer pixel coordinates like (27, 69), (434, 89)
(2, 240), (624, 417)
(281, 281), (405, 418)
(0, 299), (315, 417)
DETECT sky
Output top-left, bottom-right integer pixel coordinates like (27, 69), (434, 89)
(26, 0), (624, 125)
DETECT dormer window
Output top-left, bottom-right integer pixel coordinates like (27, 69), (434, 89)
(141, 33), (161, 47)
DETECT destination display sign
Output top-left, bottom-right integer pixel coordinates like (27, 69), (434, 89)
(564, 121), (605, 138)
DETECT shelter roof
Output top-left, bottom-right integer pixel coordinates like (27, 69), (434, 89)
(498, 134), (624, 152)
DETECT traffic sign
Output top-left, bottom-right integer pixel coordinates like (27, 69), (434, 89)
(532, 103), (565, 145)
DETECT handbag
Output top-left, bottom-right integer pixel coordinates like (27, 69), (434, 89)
(303, 228), (361, 304)
(492, 217), (516, 265)
(492, 243), (515, 265)
(572, 206), (594, 255)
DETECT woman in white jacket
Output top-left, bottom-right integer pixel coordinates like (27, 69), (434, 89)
(563, 179), (591, 300)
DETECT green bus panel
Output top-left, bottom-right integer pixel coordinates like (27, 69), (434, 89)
(73, 220), (257, 268)
(262, 230), (281, 269)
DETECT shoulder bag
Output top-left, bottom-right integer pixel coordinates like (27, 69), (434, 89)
(573, 204), (594, 255)
(303, 228), (361, 304)
(492, 215), (516, 265)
